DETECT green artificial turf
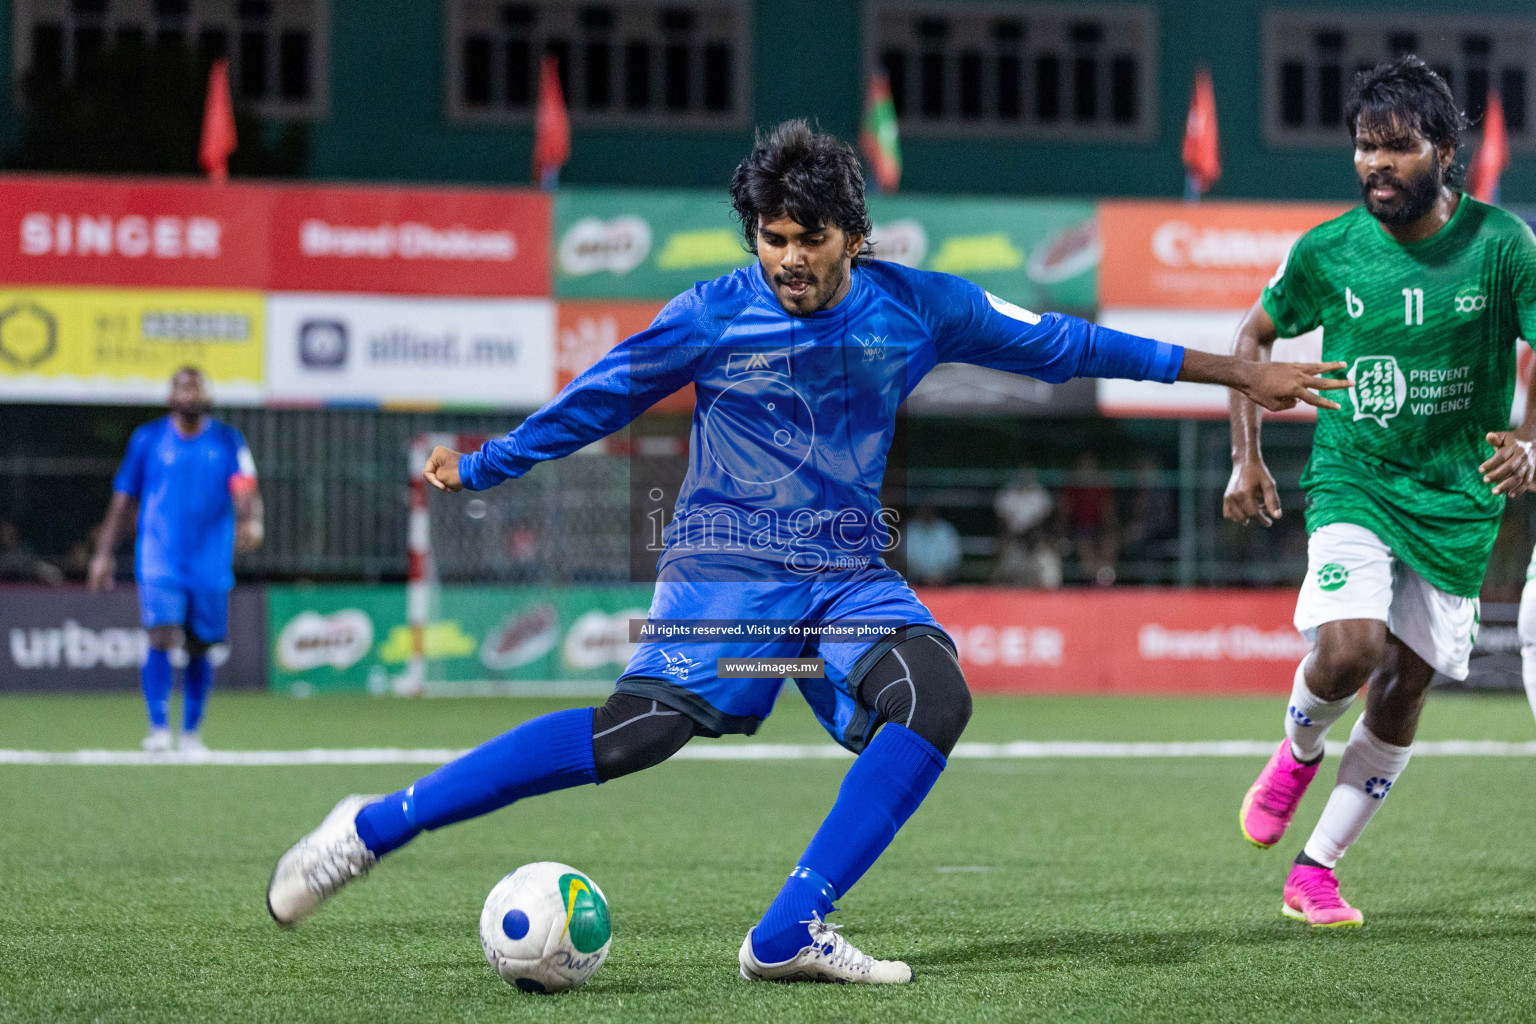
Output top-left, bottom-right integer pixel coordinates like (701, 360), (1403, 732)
(2, 692), (1535, 1023)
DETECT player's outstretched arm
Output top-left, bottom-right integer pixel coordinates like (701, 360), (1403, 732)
(1480, 361), (1536, 499)
(1178, 348), (1348, 414)
(88, 492), (137, 592)
(457, 295), (703, 492)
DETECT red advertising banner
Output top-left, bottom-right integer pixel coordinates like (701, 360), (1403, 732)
(1098, 200), (1348, 310)
(0, 175), (272, 289)
(268, 185), (550, 296)
(917, 588), (1307, 694)
(556, 301), (693, 413)
(0, 176), (552, 297)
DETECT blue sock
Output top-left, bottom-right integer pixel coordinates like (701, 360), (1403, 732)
(751, 724), (945, 963)
(354, 707), (597, 857)
(182, 654), (212, 733)
(141, 649), (173, 730)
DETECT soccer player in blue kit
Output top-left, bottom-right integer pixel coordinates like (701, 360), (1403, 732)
(268, 121), (1349, 982)
(89, 366), (264, 754)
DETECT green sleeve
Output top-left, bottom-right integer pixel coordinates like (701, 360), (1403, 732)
(1512, 220), (1536, 343)
(1260, 233), (1324, 338)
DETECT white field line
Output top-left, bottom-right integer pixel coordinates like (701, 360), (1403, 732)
(3, 739), (1536, 766)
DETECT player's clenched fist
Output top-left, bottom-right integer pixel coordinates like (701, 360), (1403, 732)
(424, 446), (465, 492)
(1224, 460), (1283, 527)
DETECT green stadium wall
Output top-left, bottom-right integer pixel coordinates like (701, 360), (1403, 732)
(0, 0), (1530, 203)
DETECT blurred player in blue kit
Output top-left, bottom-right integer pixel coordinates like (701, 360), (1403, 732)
(89, 366), (264, 754)
(268, 121), (1348, 981)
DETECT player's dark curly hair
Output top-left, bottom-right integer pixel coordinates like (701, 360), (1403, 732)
(1345, 55), (1469, 187)
(729, 119), (874, 265)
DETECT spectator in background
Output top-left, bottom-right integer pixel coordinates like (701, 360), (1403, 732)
(990, 468), (1062, 589)
(1120, 455), (1177, 555)
(1058, 451), (1119, 586)
(994, 467), (1053, 538)
(0, 518), (63, 586)
(495, 519), (542, 582)
(904, 505), (962, 585)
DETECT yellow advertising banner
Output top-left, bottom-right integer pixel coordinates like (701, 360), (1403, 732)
(0, 288), (264, 403)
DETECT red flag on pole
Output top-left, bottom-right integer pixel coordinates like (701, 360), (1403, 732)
(860, 72), (901, 194)
(1467, 91), (1509, 205)
(533, 54), (570, 190)
(1182, 67), (1220, 200)
(198, 58), (237, 183)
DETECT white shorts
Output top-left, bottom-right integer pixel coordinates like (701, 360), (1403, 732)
(1295, 522), (1478, 680)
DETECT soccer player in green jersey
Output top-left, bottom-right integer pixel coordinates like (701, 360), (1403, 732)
(1226, 56), (1536, 926)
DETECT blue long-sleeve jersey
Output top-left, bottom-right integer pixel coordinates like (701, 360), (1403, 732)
(462, 260), (1183, 575)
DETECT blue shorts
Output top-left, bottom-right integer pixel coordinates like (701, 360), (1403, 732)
(138, 582), (230, 644)
(614, 556), (952, 752)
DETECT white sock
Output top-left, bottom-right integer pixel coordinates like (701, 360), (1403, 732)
(1523, 647), (1536, 724)
(1302, 716), (1413, 867)
(1518, 576), (1536, 722)
(1284, 658), (1356, 762)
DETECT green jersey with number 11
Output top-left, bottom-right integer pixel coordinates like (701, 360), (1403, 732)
(1262, 196), (1536, 597)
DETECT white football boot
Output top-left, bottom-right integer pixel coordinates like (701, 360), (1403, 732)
(141, 728), (173, 753)
(739, 913), (913, 984)
(266, 794), (380, 927)
(177, 732), (209, 758)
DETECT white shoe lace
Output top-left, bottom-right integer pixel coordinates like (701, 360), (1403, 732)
(801, 913), (875, 976)
(299, 831), (372, 898)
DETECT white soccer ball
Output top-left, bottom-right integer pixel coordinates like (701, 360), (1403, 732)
(479, 861), (612, 994)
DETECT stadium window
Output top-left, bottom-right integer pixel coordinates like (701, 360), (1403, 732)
(1505, 68), (1527, 132)
(881, 48), (907, 117)
(624, 40), (650, 110)
(1264, 11), (1536, 153)
(959, 49), (982, 119)
(448, 0), (748, 127)
(239, 30), (268, 99)
(197, 28), (226, 61)
(464, 36), (493, 106)
(993, 19), (1023, 121)
(30, 24), (65, 82)
(1035, 54), (1059, 122)
(1110, 55), (1136, 123)
(865, 3), (1155, 141)
(13, 0), (328, 117)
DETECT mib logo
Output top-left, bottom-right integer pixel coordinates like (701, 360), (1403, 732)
(853, 334), (888, 363)
(1288, 704), (1314, 727)
(299, 320), (348, 369)
(1363, 776), (1393, 800)
(1344, 287), (1364, 318)
(727, 350), (790, 377)
(660, 650), (697, 681)
(1349, 355), (1406, 428)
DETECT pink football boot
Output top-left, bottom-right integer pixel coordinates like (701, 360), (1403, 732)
(1240, 740), (1320, 848)
(1282, 863), (1364, 927)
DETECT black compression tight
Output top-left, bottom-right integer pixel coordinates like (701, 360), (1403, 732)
(591, 694), (698, 782)
(589, 633), (973, 780)
(856, 634), (972, 756)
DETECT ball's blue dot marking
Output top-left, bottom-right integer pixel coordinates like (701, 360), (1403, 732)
(515, 977), (547, 994)
(502, 908), (530, 940)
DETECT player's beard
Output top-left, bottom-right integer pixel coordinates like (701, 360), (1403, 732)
(171, 398), (212, 420)
(1361, 162), (1443, 226)
(774, 264), (844, 318)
